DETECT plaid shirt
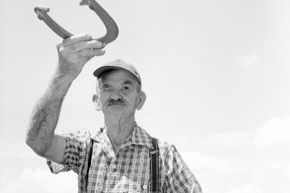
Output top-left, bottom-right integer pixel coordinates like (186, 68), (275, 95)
(48, 126), (202, 193)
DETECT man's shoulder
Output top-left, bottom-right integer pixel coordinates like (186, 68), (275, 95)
(137, 126), (175, 151)
(65, 131), (91, 138)
(59, 130), (96, 146)
(156, 138), (177, 155)
(147, 135), (183, 162)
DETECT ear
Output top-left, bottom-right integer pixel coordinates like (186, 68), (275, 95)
(92, 94), (101, 111)
(136, 91), (146, 110)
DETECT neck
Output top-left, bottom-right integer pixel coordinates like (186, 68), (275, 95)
(104, 114), (136, 151)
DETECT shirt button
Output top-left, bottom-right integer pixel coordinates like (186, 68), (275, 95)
(142, 185), (148, 190)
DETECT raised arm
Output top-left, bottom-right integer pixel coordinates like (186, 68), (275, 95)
(26, 34), (105, 163)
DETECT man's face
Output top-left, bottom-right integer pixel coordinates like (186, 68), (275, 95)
(94, 69), (145, 117)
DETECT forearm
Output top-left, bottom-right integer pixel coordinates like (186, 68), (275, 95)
(26, 34), (105, 156)
(26, 69), (74, 156)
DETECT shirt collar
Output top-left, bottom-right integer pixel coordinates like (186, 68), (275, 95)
(92, 126), (153, 150)
(127, 126), (153, 149)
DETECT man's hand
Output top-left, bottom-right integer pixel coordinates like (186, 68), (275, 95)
(57, 34), (105, 79)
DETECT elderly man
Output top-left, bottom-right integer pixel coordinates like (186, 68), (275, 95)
(26, 35), (202, 193)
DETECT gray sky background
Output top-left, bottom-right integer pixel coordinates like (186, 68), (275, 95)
(1, 0), (290, 192)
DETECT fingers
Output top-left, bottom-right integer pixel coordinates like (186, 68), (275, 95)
(78, 48), (106, 58)
(70, 40), (105, 52)
(59, 34), (105, 53)
(62, 34), (92, 46)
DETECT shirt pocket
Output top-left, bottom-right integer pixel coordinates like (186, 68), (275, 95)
(111, 177), (149, 193)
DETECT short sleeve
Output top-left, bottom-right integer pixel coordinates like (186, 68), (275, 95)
(47, 132), (91, 174)
(164, 145), (202, 193)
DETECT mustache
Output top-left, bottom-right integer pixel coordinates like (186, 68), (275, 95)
(107, 98), (126, 106)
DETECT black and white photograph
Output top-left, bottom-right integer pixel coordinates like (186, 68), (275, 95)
(0, 0), (289, 192)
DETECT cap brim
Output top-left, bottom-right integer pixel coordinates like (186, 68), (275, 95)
(93, 65), (123, 78)
(93, 66), (141, 85)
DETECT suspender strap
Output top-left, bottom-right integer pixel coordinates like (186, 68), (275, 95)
(83, 139), (94, 191)
(150, 137), (160, 193)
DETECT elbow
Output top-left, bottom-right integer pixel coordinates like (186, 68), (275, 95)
(25, 139), (36, 153)
(25, 134), (33, 149)
(25, 123), (56, 157)
(25, 132), (36, 150)
(25, 125), (36, 150)
(25, 134), (32, 147)
(25, 136), (46, 157)
(26, 140), (42, 156)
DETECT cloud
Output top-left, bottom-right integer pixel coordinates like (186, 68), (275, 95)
(182, 152), (250, 193)
(226, 184), (262, 193)
(0, 169), (77, 193)
(254, 116), (290, 148)
(203, 130), (252, 148)
(200, 115), (290, 153)
(182, 152), (242, 176)
(183, 115), (290, 193)
(182, 149), (290, 193)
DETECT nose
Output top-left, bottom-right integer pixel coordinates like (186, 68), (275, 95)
(110, 91), (122, 100)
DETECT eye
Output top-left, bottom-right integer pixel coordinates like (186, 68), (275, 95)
(123, 85), (131, 91)
(101, 84), (111, 90)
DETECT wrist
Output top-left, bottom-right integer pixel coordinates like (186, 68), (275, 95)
(55, 66), (79, 82)
(48, 69), (75, 95)
(57, 58), (83, 80)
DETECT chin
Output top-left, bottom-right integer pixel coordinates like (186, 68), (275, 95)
(104, 108), (126, 116)
(104, 108), (135, 117)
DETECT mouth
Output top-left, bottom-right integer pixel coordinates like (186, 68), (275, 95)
(107, 99), (126, 106)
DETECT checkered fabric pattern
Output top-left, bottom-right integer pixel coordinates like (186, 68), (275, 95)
(48, 126), (202, 193)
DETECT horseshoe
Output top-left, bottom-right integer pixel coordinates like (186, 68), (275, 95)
(34, 0), (119, 44)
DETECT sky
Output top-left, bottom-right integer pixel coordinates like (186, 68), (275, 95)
(1, 0), (290, 192)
